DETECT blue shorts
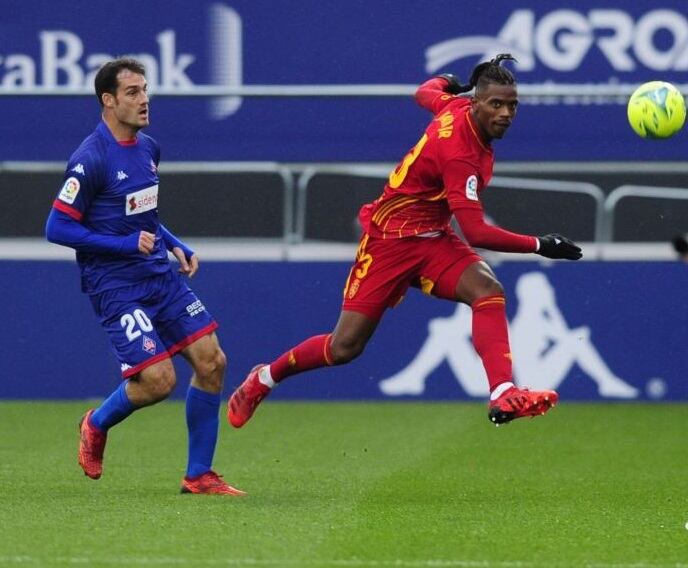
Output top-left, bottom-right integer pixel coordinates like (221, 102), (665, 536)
(90, 270), (218, 378)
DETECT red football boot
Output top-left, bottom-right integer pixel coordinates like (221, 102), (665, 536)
(227, 365), (271, 428)
(181, 470), (246, 496)
(78, 409), (107, 479)
(488, 386), (559, 425)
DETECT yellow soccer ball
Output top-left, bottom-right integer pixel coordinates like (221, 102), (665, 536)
(627, 81), (686, 139)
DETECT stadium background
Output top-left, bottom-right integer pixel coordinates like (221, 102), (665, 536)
(1, 0), (687, 402)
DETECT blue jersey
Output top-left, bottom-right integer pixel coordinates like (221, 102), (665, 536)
(51, 121), (171, 294)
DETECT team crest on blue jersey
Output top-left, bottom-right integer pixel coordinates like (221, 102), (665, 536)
(58, 177), (81, 204)
(142, 335), (157, 355)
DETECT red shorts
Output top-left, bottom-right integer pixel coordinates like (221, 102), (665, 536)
(342, 232), (482, 320)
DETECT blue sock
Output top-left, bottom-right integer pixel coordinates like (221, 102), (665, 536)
(90, 381), (137, 431)
(185, 386), (221, 479)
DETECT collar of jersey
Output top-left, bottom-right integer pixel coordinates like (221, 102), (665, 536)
(97, 120), (138, 147)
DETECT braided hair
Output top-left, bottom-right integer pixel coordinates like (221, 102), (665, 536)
(443, 53), (517, 95)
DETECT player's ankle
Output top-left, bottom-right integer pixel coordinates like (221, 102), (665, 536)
(490, 381), (514, 401)
(258, 365), (276, 388)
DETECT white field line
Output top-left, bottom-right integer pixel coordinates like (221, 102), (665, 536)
(0, 557), (686, 568)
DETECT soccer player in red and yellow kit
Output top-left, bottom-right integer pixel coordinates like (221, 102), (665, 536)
(228, 54), (582, 427)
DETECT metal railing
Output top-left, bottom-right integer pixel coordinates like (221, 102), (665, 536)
(5, 160), (688, 245)
(603, 185), (688, 242)
(295, 166), (605, 242)
(490, 176), (605, 242)
(160, 161), (295, 243)
(295, 165), (392, 242)
(0, 160), (295, 244)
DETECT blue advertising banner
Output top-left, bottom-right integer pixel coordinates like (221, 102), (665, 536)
(1, 1), (688, 161)
(2, 260), (686, 401)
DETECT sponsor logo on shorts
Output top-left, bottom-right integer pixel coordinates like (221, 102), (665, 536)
(465, 175), (478, 201)
(186, 299), (206, 317)
(348, 278), (361, 300)
(58, 177), (80, 204)
(142, 335), (157, 354)
(126, 185), (158, 215)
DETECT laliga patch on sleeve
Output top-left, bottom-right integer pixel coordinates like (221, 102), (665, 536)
(465, 175), (479, 201)
(58, 177), (81, 204)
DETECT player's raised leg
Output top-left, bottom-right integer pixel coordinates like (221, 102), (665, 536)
(180, 332), (245, 495)
(228, 310), (378, 428)
(455, 262), (558, 425)
(79, 358), (176, 479)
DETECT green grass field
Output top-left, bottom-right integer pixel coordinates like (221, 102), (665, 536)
(0, 401), (686, 568)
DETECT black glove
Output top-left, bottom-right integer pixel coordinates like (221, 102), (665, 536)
(536, 233), (583, 260)
(437, 73), (464, 95)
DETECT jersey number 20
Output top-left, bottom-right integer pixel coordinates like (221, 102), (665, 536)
(120, 309), (154, 341)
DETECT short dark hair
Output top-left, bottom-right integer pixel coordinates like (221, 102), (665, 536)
(94, 58), (146, 106)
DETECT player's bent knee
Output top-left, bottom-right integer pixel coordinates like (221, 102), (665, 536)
(488, 279), (505, 296)
(139, 363), (177, 402)
(329, 337), (366, 364)
(153, 371), (177, 400)
(196, 347), (227, 378)
(216, 348), (228, 374)
(192, 347), (227, 392)
(475, 278), (504, 299)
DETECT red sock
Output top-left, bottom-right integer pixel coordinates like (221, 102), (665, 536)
(269, 334), (333, 382)
(471, 295), (513, 392)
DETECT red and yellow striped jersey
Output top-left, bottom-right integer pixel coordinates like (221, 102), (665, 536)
(359, 78), (495, 239)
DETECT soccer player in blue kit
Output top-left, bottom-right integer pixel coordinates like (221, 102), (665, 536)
(45, 58), (244, 496)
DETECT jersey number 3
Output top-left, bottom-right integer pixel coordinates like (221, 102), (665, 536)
(388, 133), (428, 189)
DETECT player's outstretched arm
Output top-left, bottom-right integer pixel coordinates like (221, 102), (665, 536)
(454, 206), (539, 253)
(455, 209), (583, 260)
